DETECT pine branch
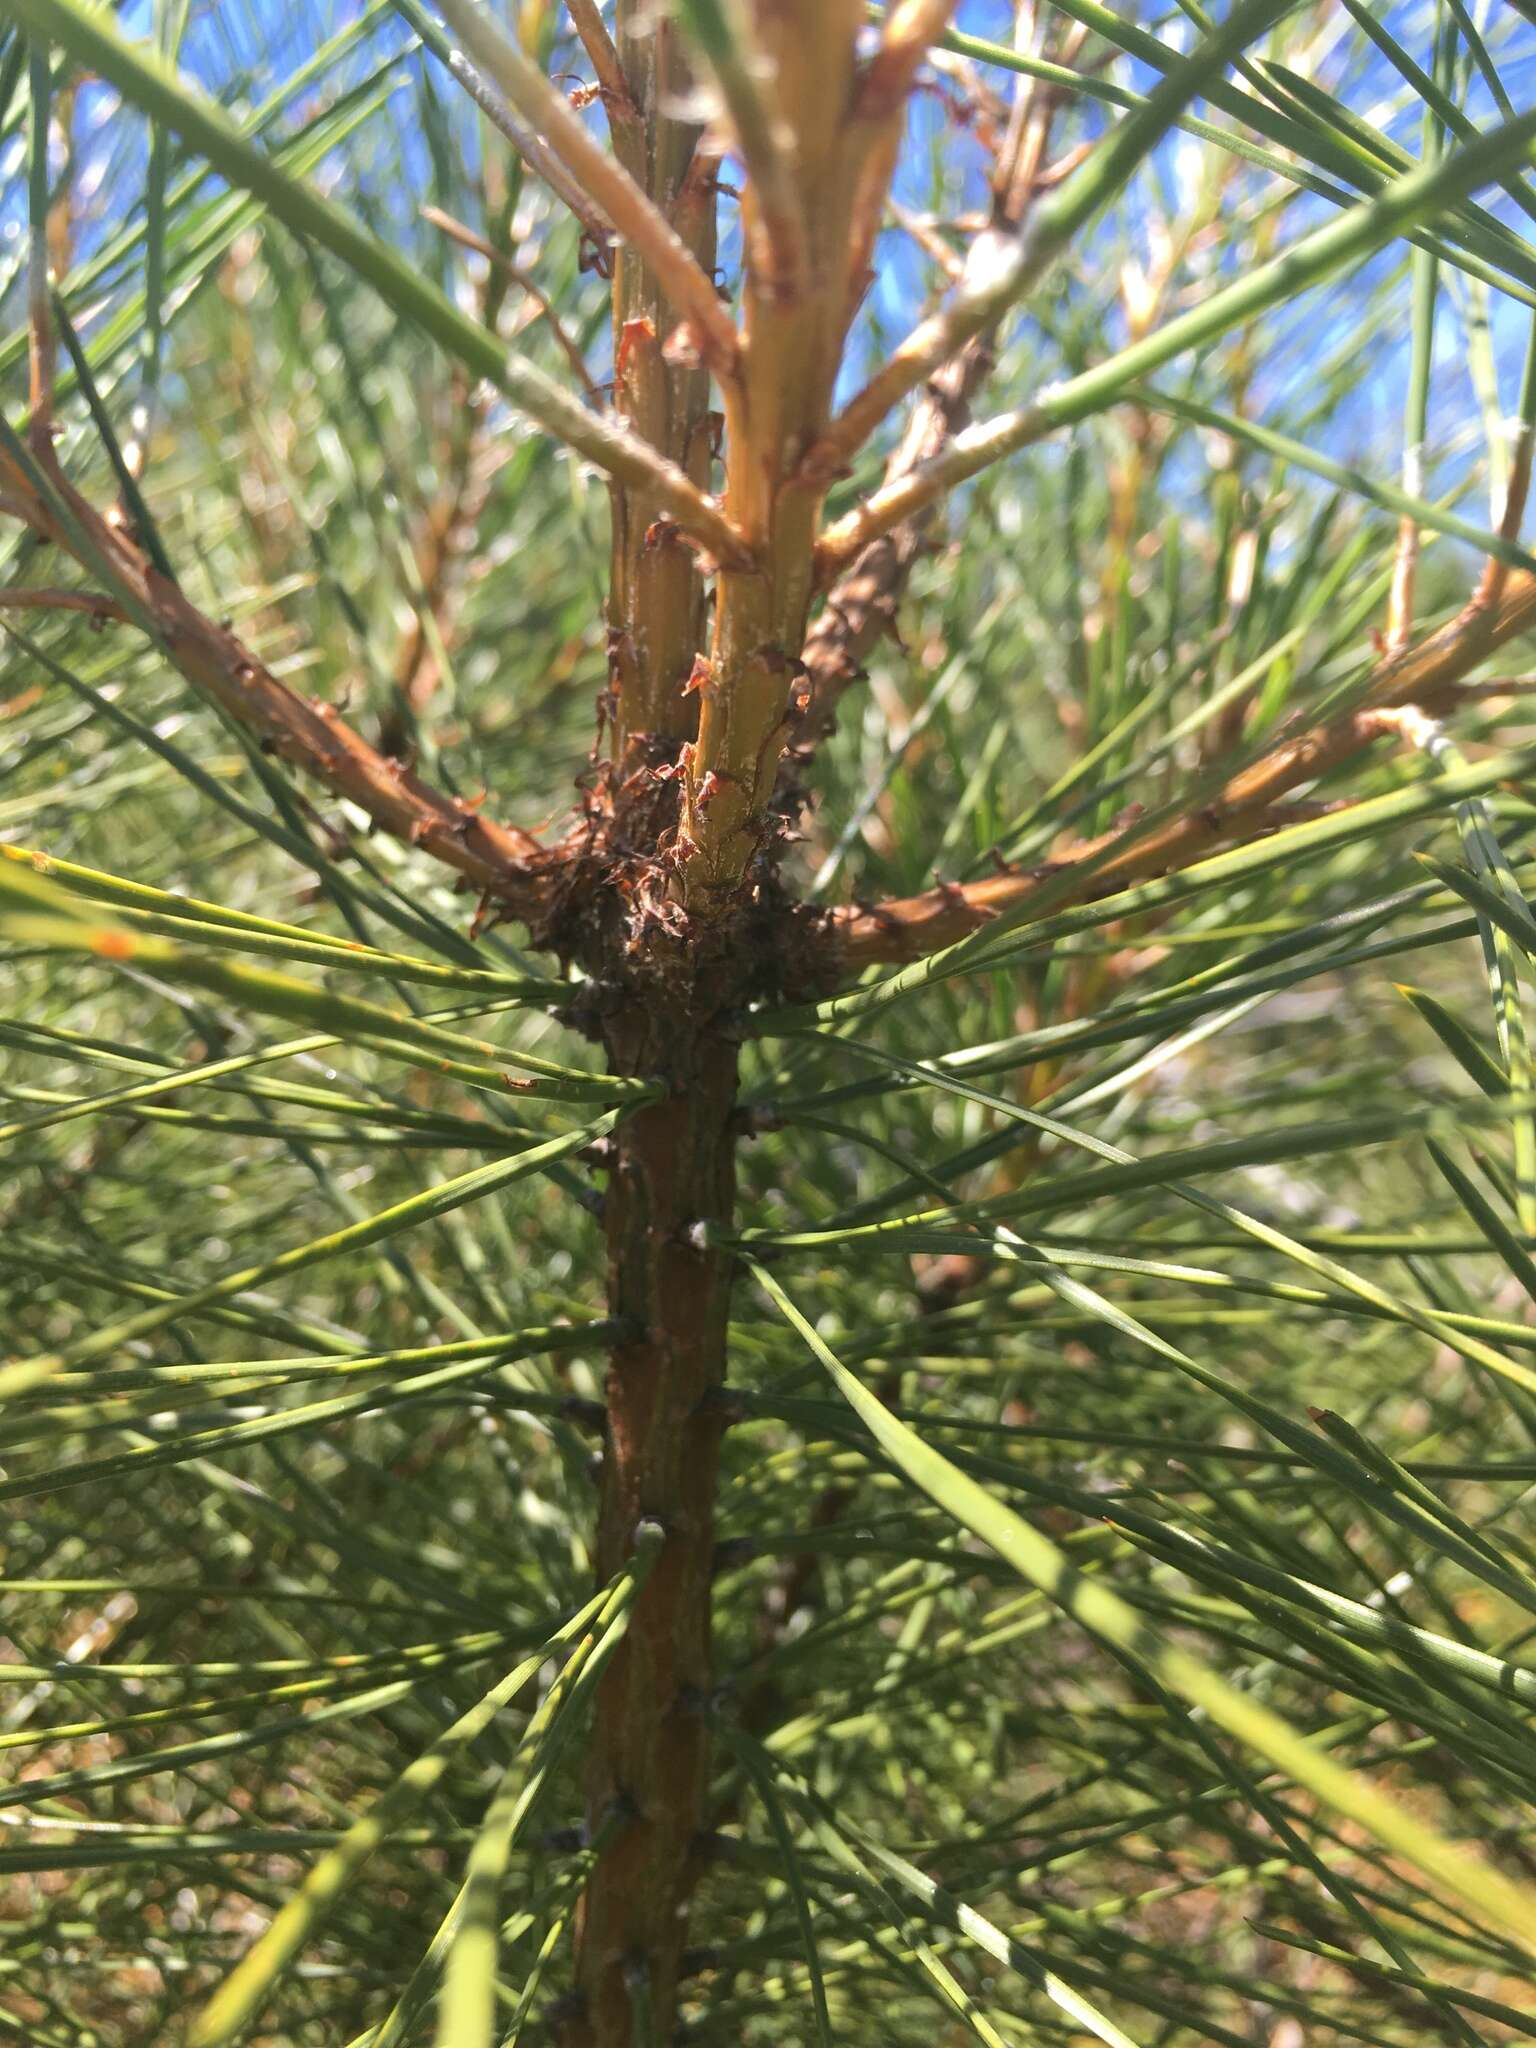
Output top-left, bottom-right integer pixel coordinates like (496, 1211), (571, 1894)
(0, 432), (566, 928)
(805, 0), (1295, 486)
(814, 100), (1536, 576)
(832, 569), (1536, 968)
(563, 0), (638, 128)
(675, 0), (809, 302)
(836, 0), (960, 325)
(786, 43), (1083, 773)
(676, 2), (869, 902)
(0, 584), (128, 621)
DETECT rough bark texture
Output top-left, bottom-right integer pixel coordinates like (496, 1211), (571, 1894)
(566, 998), (740, 2047)
(561, 21), (738, 2025)
(604, 10), (716, 771)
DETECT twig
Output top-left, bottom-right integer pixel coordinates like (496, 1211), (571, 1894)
(1029, 139), (1096, 188)
(3, 0), (747, 570)
(394, 0), (615, 245)
(1456, 674), (1536, 697)
(831, 569), (1536, 967)
(808, 0), (1293, 485)
(887, 202), (965, 281)
(26, 44), (54, 427)
(0, 431), (568, 927)
(676, 4), (870, 901)
(421, 204), (600, 400)
(0, 585), (126, 621)
(862, 0), (961, 112)
(784, 35), (1079, 774)
(382, 390), (487, 744)
(1386, 501), (1423, 657)
(789, 334), (994, 761)
(510, 349), (750, 568)
(449, 47), (613, 247)
(1387, 234), (1437, 654)
(814, 101), (1536, 574)
(1469, 316), (1536, 615)
(840, 0), (960, 311)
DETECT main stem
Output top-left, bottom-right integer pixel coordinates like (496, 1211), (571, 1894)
(604, 7), (715, 767)
(563, 18), (734, 2035)
(567, 11), (871, 2034)
(570, 1006), (739, 2046)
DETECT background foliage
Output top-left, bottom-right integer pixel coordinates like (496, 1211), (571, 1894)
(5, 2), (1536, 2043)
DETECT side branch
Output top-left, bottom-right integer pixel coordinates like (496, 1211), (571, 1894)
(838, 1), (961, 318)
(504, 350), (751, 569)
(677, 0), (809, 302)
(397, 0), (618, 251)
(0, 584), (129, 621)
(787, 35), (1081, 770)
(789, 335), (994, 763)
(814, 102), (1536, 578)
(806, 0), (1294, 484)
(0, 439), (567, 926)
(832, 570), (1536, 968)
(423, 204), (601, 399)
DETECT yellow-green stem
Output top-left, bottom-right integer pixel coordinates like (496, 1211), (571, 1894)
(681, 0), (865, 904)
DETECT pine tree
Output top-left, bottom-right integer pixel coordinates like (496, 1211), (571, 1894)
(4, 4), (1536, 2045)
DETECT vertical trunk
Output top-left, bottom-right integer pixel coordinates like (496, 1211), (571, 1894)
(567, 1006), (739, 2046)
(606, 7), (715, 767)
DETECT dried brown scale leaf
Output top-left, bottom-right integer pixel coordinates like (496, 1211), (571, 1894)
(545, 735), (834, 1018)
(564, 0), (639, 129)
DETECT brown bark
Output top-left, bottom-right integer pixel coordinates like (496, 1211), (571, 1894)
(788, 332), (994, 769)
(604, 7), (716, 771)
(566, 1000), (739, 2048)
(560, 36), (742, 2029)
(558, 39), (745, 2031)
